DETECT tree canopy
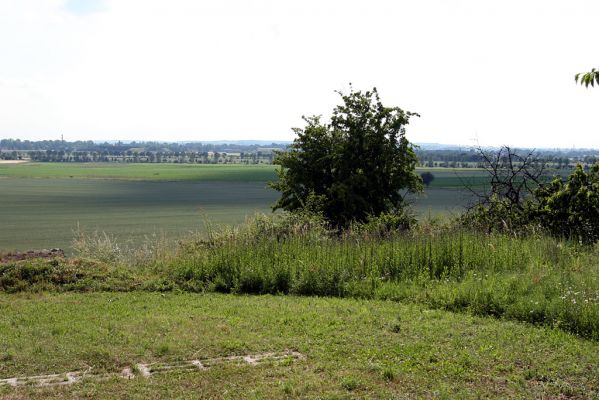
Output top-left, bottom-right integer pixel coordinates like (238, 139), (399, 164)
(270, 87), (422, 228)
(575, 68), (599, 88)
(420, 171), (435, 187)
(533, 164), (599, 244)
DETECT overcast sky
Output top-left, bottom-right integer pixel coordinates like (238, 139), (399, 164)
(0, 0), (597, 148)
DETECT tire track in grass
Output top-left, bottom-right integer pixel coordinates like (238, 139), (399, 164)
(0, 350), (305, 388)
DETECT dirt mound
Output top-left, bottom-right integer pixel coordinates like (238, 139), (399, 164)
(0, 248), (65, 263)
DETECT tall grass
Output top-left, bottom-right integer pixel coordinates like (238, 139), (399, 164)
(3, 213), (598, 340)
(71, 226), (176, 267)
(160, 215), (598, 339)
(169, 222), (588, 295)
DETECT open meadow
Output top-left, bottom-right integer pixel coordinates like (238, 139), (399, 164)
(0, 163), (479, 252)
(2, 162), (597, 399)
(1, 223), (598, 398)
(1, 292), (597, 399)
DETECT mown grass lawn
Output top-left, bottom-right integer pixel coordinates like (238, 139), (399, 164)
(0, 292), (597, 399)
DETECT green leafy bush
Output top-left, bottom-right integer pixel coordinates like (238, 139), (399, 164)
(270, 86), (422, 228)
(533, 164), (599, 244)
(460, 195), (536, 236)
(350, 210), (416, 238)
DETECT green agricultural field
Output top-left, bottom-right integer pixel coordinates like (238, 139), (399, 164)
(415, 167), (490, 188)
(0, 163), (489, 252)
(0, 163), (280, 252)
(0, 162), (277, 181)
(0, 178), (280, 252)
(0, 292), (597, 399)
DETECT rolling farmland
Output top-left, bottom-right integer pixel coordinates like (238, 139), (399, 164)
(1, 163), (483, 252)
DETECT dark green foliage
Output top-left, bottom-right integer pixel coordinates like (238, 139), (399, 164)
(575, 68), (599, 88)
(420, 171), (435, 187)
(463, 160), (599, 243)
(533, 164), (599, 244)
(460, 196), (534, 235)
(270, 87), (422, 228)
(351, 210), (416, 238)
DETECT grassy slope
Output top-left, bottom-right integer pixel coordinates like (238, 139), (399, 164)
(0, 292), (597, 399)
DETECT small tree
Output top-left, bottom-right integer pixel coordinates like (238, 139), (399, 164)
(420, 171), (435, 187)
(270, 87), (422, 228)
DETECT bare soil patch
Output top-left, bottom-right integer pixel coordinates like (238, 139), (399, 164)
(0, 160), (28, 164)
(0, 249), (64, 263)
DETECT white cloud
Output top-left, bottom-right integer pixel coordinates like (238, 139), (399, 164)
(0, 0), (598, 147)
(63, 0), (107, 15)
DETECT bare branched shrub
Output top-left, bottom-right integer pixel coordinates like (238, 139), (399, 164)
(461, 145), (548, 234)
(469, 145), (547, 209)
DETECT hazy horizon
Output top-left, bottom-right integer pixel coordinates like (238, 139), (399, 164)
(1, 0), (598, 148)
(5, 137), (599, 152)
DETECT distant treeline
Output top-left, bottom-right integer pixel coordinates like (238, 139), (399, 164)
(1, 139), (598, 167)
(0, 149), (275, 164)
(0, 139), (287, 164)
(0, 139), (287, 153)
(415, 148), (599, 169)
